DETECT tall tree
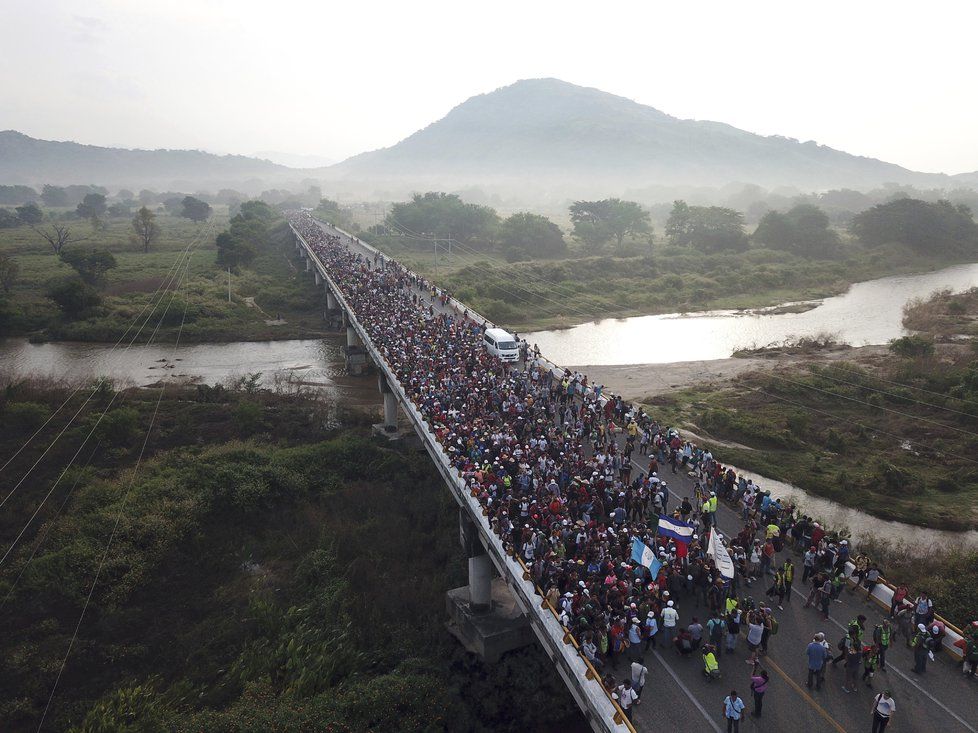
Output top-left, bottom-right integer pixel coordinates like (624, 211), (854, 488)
(602, 198), (651, 254)
(666, 200), (748, 253)
(849, 198), (978, 255)
(180, 196), (212, 223)
(47, 277), (101, 318)
(569, 200), (613, 251)
(131, 207), (161, 252)
(498, 212), (567, 260)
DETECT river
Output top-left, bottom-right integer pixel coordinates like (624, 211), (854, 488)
(2, 263), (977, 547)
(523, 261), (978, 365)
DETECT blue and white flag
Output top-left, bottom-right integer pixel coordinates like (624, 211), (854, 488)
(657, 515), (695, 544)
(631, 537), (662, 577)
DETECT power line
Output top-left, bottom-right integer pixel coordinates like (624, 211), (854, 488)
(765, 371), (978, 441)
(0, 244), (200, 568)
(810, 361), (978, 411)
(0, 234), (203, 514)
(35, 253), (196, 732)
(0, 224), (210, 481)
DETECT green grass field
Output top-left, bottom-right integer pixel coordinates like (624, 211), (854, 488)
(0, 211), (328, 343)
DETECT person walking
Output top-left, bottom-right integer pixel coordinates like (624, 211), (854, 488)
(662, 600), (679, 647)
(750, 669), (769, 717)
(722, 690), (746, 733)
(615, 679), (639, 722)
(843, 642), (863, 693)
(911, 623), (931, 674)
(871, 690), (896, 732)
(873, 620), (892, 672)
(806, 633), (829, 689)
(630, 657), (649, 698)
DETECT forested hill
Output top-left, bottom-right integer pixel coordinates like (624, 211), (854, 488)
(0, 130), (290, 188)
(334, 78), (947, 192)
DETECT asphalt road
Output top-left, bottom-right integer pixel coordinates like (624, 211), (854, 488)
(323, 223), (978, 733)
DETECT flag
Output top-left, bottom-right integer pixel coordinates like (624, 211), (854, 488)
(657, 515), (694, 544)
(707, 530), (736, 580)
(631, 537), (662, 578)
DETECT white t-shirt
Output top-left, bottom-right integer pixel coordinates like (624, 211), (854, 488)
(874, 695), (896, 718)
(631, 662), (648, 688)
(617, 686), (639, 710)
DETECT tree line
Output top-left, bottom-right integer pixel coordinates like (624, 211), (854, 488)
(370, 191), (978, 262)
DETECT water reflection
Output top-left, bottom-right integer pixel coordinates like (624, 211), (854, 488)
(526, 262), (978, 365)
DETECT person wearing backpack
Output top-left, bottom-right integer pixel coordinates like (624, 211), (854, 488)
(750, 668), (769, 717)
(707, 611), (726, 658)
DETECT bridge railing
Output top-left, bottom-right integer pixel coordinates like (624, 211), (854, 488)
(292, 223), (635, 733)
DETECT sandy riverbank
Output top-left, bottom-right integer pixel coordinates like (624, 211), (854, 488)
(570, 344), (891, 401)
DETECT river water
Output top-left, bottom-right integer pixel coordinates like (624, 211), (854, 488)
(2, 263), (977, 546)
(524, 261), (978, 365)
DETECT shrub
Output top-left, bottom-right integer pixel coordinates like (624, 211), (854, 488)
(2, 401), (48, 432)
(888, 334), (935, 358)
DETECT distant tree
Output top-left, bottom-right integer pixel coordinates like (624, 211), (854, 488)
(180, 195), (212, 222)
(15, 202), (43, 225)
(0, 254), (18, 292)
(569, 200), (614, 250)
(604, 198), (651, 254)
(41, 185), (69, 207)
(116, 189), (135, 201)
(0, 209), (20, 229)
(47, 277), (101, 317)
(131, 207), (161, 252)
(386, 192), (499, 247)
(239, 200), (277, 222)
(215, 231), (256, 271)
(498, 212), (567, 260)
(849, 198), (978, 255)
(138, 189), (158, 205)
(32, 223), (84, 254)
(162, 197), (184, 216)
(107, 202), (131, 218)
(76, 193), (107, 228)
(753, 203), (840, 257)
(666, 200), (748, 253)
(59, 248), (117, 289)
(0, 185), (38, 205)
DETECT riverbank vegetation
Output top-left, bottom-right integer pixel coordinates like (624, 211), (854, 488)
(361, 191), (978, 331)
(0, 380), (577, 732)
(0, 200), (327, 343)
(643, 288), (978, 534)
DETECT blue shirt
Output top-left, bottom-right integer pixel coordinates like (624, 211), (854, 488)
(724, 696), (745, 720)
(806, 642), (827, 669)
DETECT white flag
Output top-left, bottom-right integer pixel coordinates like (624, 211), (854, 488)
(707, 530), (735, 581)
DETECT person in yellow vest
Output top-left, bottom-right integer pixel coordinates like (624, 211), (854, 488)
(703, 644), (720, 680)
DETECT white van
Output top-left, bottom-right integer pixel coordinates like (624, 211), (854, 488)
(483, 327), (521, 363)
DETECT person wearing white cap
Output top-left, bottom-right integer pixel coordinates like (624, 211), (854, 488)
(912, 623), (933, 673)
(662, 600), (679, 647)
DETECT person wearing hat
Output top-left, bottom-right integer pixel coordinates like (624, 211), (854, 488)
(661, 600), (679, 647)
(806, 632), (829, 689)
(911, 623), (932, 674)
(871, 690), (896, 732)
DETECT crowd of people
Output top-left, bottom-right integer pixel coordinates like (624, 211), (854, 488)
(290, 212), (978, 729)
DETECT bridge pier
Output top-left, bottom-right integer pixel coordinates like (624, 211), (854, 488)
(305, 256), (311, 272)
(446, 512), (533, 663)
(371, 375), (400, 437)
(326, 290), (339, 310)
(314, 271), (322, 286)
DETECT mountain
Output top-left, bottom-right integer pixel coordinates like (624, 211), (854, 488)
(0, 130), (294, 189)
(253, 150), (335, 168)
(333, 78), (949, 193)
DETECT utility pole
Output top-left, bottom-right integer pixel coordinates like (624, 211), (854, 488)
(227, 267), (231, 303)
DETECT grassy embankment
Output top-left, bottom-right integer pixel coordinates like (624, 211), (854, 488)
(0, 212), (328, 342)
(369, 237), (978, 332)
(641, 289), (978, 624)
(0, 379), (578, 732)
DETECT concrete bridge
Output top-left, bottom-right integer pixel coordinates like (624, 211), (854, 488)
(290, 218), (636, 733)
(289, 215), (978, 733)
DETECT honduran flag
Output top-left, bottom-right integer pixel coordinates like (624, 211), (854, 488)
(631, 537), (663, 578)
(657, 515), (695, 544)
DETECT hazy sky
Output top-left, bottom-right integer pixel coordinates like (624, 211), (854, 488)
(3, 0), (977, 173)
